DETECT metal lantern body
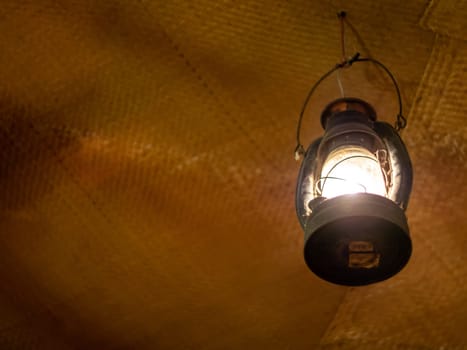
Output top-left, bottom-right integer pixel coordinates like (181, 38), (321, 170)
(296, 98), (413, 286)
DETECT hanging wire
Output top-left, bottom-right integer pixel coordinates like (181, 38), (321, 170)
(336, 69), (345, 98)
(294, 11), (407, 160)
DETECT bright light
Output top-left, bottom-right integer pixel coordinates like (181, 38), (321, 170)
(319, 147), (387, 198)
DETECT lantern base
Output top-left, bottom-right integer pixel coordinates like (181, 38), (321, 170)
(304, 193), (411, 286)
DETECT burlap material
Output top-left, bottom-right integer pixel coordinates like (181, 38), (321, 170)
(0, 0), (464, 349)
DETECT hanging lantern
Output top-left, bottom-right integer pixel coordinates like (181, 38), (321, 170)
(293, 12), (413, 286)
(295, 98), (412, 286)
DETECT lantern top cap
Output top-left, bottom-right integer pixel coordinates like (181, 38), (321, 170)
(320, 98), (377, 129)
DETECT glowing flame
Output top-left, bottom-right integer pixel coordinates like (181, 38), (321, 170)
(319, 147), (387, 199)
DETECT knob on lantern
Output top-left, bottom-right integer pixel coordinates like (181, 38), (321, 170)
(295, 98), (413, 286)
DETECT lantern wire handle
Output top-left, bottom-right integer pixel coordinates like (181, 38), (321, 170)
(294, 64), (341, 160)
(294, 11), (407, 160)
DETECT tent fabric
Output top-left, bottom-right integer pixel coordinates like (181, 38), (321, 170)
(0, 0), (465, 349)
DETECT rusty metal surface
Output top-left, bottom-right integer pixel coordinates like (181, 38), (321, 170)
(0, 0), (464, 349)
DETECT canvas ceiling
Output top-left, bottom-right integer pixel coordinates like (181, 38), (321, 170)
(0, 0), (466, 349)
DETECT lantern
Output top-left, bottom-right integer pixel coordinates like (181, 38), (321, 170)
(295, 98), (413, 286)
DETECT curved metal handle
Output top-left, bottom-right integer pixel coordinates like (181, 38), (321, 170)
(294, 54), (406, 160)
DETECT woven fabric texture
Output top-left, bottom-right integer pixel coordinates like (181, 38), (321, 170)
(0, 0), (465, 349)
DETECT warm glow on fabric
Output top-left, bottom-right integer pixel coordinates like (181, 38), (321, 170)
(319, 147), (387, 199)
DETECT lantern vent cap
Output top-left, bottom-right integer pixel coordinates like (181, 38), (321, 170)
(321, 98), (377, 129)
